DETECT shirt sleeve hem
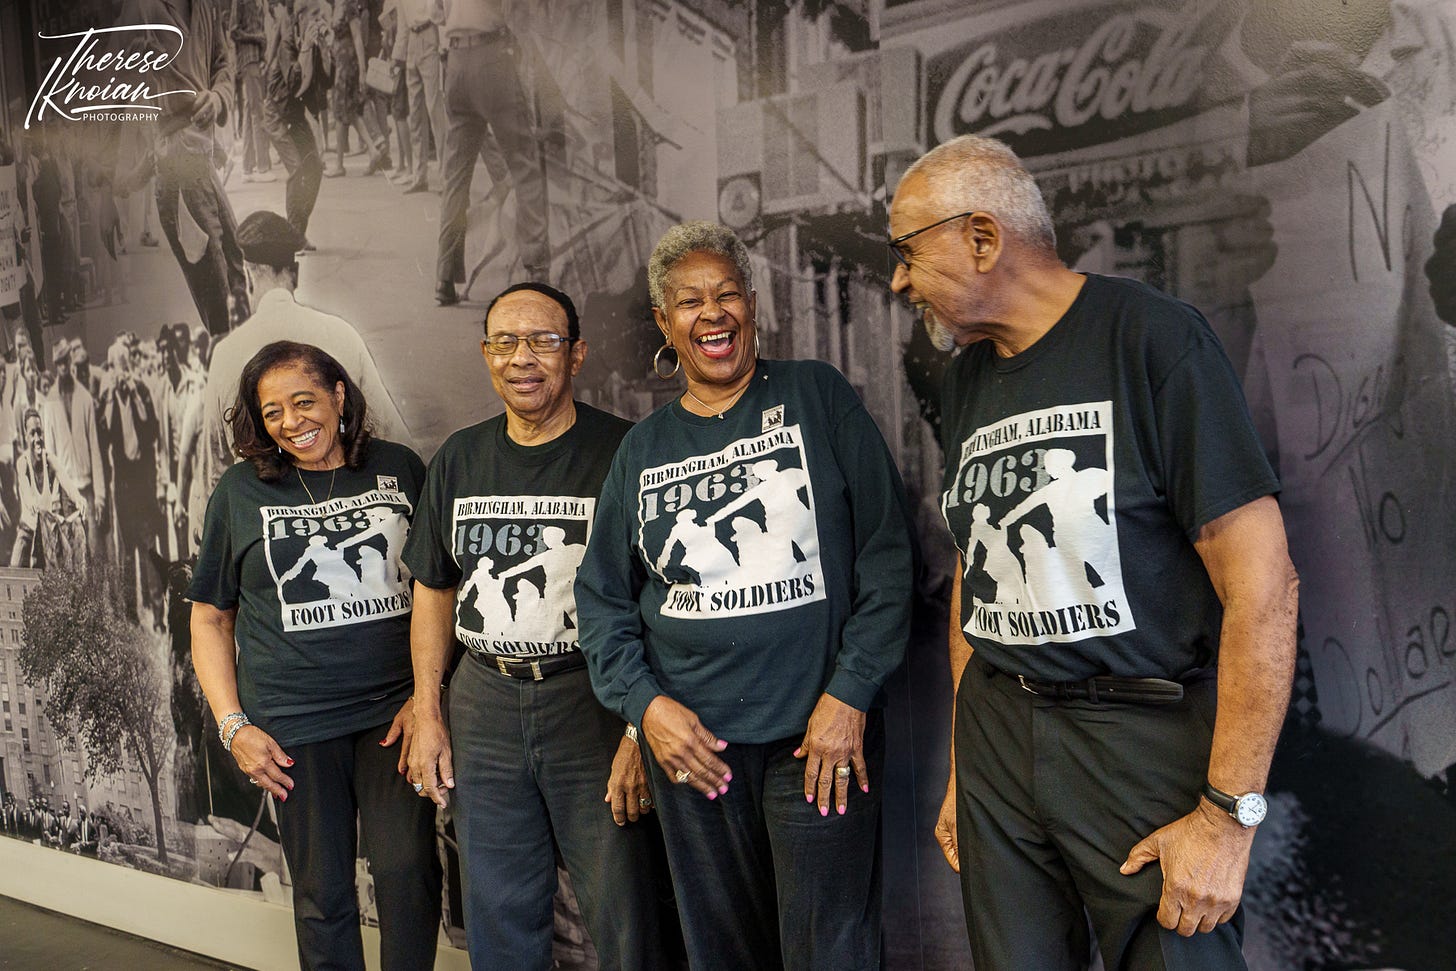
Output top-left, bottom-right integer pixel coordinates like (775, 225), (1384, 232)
(825, 668), (880, 712)
(1185, 480), (1281, 542)
(625, 678), (664, 730)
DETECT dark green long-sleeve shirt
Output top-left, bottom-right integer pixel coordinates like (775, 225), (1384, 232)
(576, 358), (917, 742)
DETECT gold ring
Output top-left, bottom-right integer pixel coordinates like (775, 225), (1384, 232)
(835, 766), (851, 778)
(639, 797), (652, 809)
(674, 769), (692, 784)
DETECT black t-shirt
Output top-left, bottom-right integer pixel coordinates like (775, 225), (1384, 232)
(188, 440), (426, 746)
(940, 273), (1279, 682)
(402, 403), (632, 659)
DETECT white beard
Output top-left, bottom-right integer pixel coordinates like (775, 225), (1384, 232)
(923, 309), (957, 353)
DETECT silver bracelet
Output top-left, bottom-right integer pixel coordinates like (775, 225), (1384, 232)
(217, 712), (247, 744)
(221, 714), (252, 752)
(624, 723), (639, 743)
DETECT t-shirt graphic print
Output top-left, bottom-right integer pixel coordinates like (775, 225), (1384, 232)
(942, 401), (1136, 645)
(263, 489), (415, 632)
(638, 424), (826, 619)
(451, 495), (593, 657)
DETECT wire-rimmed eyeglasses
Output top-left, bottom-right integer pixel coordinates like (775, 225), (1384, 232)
(483, 333), (576, 356)
(887, 209), (978, 268)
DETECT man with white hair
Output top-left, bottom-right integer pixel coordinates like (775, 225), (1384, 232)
(889, 135), (1299, 970)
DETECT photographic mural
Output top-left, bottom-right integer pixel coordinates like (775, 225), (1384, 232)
(0, 0), (1452, 967)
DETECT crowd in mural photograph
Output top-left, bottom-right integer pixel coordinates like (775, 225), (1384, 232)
(1, 0), (1454, 968)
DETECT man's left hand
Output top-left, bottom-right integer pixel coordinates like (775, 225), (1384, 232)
(604, 733), (652, 826)
(1120, 798), (1255, 936)
(794, 693), (867, 817)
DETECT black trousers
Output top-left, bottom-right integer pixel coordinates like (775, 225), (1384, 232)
(275, 721), (442, 971)
(646, 711), (885, 971)
(954, 660), (1246, 970)
(263, 102), (324, 238)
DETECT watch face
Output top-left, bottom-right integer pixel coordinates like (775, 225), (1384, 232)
(1234, 793), (1267, 827)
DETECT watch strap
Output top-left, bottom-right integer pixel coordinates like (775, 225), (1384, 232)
(1201, 782), (1239, 816)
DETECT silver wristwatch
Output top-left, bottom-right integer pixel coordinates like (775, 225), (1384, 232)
(1202, 782), (1267, 828)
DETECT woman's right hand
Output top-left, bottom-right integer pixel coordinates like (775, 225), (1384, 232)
(230, 725), (295, 800)
(641, 696), (730, 799)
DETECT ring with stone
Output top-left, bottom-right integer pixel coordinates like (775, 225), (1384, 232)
(835, 766), (851, 778)
(412, 782), (424, 793)
(674, 769), (692, 784)
(639, 797), (652, 809)
(248, 778), (259, 786)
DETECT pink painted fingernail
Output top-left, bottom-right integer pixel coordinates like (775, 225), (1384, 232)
(819, 806), (828, 817)
(805, 793), (813, 803)
(838, 804), (846, 815)
(861, 784), (869, 793)
(723, 771), (732, 783)
(706, 791), (717, 800)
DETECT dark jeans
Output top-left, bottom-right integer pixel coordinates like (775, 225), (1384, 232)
(154, 150), (246, 336)
(449, 655), (673, 971)
(437, 35), (549, 283)
(264, 102), (323, 238)
(955, 659), (1246, 970)
(646, 710), (885, 971)
(275, 721), (442, 971)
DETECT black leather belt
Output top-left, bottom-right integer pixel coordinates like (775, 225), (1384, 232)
(1015, 673), (1184, 705)
(447, 27), (509, 48)
(480, 652), (585, 681)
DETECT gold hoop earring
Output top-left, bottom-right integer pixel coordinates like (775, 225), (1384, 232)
(653, 342), (680, 380)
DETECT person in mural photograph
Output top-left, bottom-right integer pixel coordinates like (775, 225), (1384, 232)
(888, 134), (1300, 970)
(187, 341), (441, 971)
(432, 0), (551, 304)
(117, 0), (249, 336)
(402, 281), (676, 970)
(576, 221), (917, 969)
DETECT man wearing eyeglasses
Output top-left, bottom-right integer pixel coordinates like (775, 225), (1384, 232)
(888, 135), (1299, 970)
(403, 281), (676, 969)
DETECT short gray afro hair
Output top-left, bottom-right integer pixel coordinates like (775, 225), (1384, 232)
(648, 221), (753, 309)
(901, 135), (1056, 254)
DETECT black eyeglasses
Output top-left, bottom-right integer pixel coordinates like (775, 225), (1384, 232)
(887, 209), (978, 268)
(483, 333), (576, 356)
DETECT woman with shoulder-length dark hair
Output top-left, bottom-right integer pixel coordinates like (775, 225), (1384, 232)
(188, 340), (441, 970)
(576, 221), (918, 969)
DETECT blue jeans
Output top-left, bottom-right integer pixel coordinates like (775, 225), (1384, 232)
(645, 710), (885, 971)
(449, 656), (674, 970)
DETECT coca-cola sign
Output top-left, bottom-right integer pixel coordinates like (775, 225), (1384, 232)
(927, 2), (1240, 158)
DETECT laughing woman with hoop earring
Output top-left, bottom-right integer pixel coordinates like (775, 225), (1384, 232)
(188, 340), (441, 970)
(576, 220), (918, 969)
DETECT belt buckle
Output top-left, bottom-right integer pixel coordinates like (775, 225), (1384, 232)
(495, 657), (509, 677)
(530, 660), (543, 682)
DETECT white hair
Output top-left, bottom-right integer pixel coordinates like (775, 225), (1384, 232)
(647, 221), (753, 309)
(901, 135), (1057, 254)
